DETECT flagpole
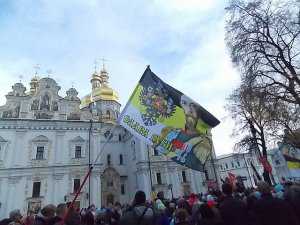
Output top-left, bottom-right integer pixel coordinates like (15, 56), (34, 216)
(61, 124), (119, 224)
(147, 145), (154, 193)
(88, 119), (93, 206)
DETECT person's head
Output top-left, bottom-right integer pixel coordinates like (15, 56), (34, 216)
(177, 199), (192, 215)
(81, 211), (94, 225)
(114, 202), (121, 210)
(56, 203), (67, 218)
(156, 199), (166, 212)
(222, 183), (233, 196)
(65, 209), (81, 225)
(284, 184), (300, 207)
(274, 184), (284, 193)
(257, 181), (271, 195)
(199, 203), (214, 220)
(157, 191), (164, 200)
(95, 211), (107, 225)
(41, 204), (56, 219)
(168, 202), (176, 215)
(9, 209), (22, 222)
(134, 190), (146, 206)
(175, 208), (189, 224)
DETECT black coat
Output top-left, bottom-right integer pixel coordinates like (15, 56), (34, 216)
(120, 205), (154, 225)
(0, 219), (13, 225)
(219, 196), (249, 225)
(253, 194), (299, 225)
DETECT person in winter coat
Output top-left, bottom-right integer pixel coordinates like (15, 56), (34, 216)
(195, 203), (222, 225)
(120, 191), (154, 225)
(50, 203), (67, 225)
(284, 184), (300, 223)
(33, 204), (56, 225)
(219, 183), (249, 225)
(172, 209), (190, 225)
(7, 210), (23, 225)
(0, 209), (22, 225)
(253, 181), (299, 225)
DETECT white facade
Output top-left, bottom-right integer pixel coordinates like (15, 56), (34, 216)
(217, 152), (278, 188)
(0, 69), (212, 217)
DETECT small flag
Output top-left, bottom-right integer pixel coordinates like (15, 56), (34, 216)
(118, 66), (220, 171)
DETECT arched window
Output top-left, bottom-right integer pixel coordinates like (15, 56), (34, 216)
(107, 154), (111, 166)
(118, 134), (122, 142)
(119, 154), (123, 165)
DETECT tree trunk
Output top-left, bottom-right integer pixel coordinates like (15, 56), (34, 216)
(261, 130), (272, 185)
(263, 170), (272, 185)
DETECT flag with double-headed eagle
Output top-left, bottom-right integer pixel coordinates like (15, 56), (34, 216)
(118, 66), (220, 171)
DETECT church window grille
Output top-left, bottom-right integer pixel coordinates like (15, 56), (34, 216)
(36, 146), (44, 160)
(73, 179), (80, 193)
(32, 182), (41, 198)
(75, 146), (82, 158)
(119, 154), (123, 165)
(121, 184), (125, 195)
(156, 172), (162, 185)
(182, 171), (187, 183)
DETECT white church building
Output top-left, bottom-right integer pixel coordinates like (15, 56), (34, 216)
(0, 67), (215, 217)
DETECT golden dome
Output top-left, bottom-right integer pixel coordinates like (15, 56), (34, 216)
(80, 94), (92, 109)
(80, 69), (119, 109)
(91, 86), (119, 102)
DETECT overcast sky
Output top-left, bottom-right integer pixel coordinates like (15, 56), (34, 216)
(0, 0), (240, 156)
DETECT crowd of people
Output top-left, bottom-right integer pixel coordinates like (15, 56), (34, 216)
(1, 180), (300, 225)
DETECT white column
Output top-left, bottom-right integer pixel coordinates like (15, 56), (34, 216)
(140, 171), (151, 199)
(0, 178), (9, 218)
(14, 131), (26, 166)
(55, 132), (65, 164)
(173, 168), (181, 197)
(58, 174), (68, 204)
(56, 178), (65, 204)
(6, 177), (19, 215)
(91, 174), (101, 207)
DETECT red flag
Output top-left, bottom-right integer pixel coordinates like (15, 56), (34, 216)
(259, 156), (272, 173)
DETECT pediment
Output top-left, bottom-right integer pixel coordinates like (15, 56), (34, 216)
(71, 136), (85, 142)
(32, 135), (49, 142)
